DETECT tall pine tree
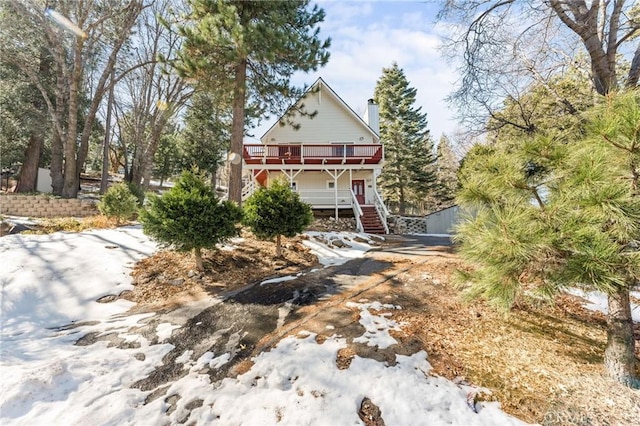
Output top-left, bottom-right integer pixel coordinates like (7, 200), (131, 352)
(172, 0), (330, 203)
(178, 90), (230, 187)
(434, 134), (459, 211)
(373, 62), (437, 215)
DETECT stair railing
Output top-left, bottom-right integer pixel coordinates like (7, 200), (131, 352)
(241, 179), (256, 201)
(350, 189), (364, 233)
(373, 191), (389, 234)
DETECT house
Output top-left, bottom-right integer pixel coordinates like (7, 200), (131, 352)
(242, 77), (388, 234)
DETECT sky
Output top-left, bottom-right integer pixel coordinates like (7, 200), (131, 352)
(248, 0), (458, 143)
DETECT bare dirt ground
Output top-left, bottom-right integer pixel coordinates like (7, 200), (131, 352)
(120, 232), (639, 425)
(123, 230), (319, 311)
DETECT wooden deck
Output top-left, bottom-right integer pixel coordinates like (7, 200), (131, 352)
(243, 144), (383, 166)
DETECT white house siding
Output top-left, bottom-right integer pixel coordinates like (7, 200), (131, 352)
(264, 170), (376, 205)
(262, 85), (377, 145)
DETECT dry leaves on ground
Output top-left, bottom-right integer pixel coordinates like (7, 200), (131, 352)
(125, 233), (640, 425)
(125, 231), (318, 311)
(369, 255), (640, 425)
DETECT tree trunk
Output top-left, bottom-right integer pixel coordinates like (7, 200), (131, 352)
(17, 43), (50, 193)
(50, 56), (66, 196)
(627, 43), (640, 89)
(15, 132), (43, 193)
(130, 142), (145, 186)
(194, 247), (204, 272)
(142, 168), (152, 191)
(549, 0), (616, 95)
(62, 38), (84, 199)
(100, 72), (115, 194)
(50, 130), (64, 195)
(275, 234), (282, 258)
(604, 285), (638, 388)
(229, 58), (247, 204)
(140, 115), (169, 191)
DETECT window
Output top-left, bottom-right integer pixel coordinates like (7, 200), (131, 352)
(290, 181), (298, 192)
(330, 142), (354, 157)
(327, 181), (335, 189)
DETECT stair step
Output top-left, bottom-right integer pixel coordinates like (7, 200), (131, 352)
(358, 207), (386, 234)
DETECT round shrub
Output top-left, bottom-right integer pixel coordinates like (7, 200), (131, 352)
(138, 170), (243, 271)
(243, 178), (313, 257)
(98, 183), (139, 223)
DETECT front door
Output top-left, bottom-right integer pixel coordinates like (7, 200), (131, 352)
(352, 180), (365, 204)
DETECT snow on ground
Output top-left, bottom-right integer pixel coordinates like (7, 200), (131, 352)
(0, 226), (524, 425)
(566, 288), (640, 323)
(302, 231), (378, 266)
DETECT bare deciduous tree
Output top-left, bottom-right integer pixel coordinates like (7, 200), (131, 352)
(3, 0), (145, 197)
(117, 0), (191, 190)
(440, 0), (639, 133)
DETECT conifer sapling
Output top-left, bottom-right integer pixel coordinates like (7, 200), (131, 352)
(243, 179), (313, 258)
(139, 170), (242, 271)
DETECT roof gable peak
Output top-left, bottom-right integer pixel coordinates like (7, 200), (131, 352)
(260, 77), (379, 141)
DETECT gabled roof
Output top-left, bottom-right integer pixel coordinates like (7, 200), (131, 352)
(260, 77), (379, 141)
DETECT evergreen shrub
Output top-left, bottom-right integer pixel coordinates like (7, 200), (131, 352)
(98, 183), (139, 223)
(138, 170), (242, 270)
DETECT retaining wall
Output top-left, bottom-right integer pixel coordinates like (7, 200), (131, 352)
(0, 194), (99, 218)
(389, 217), (428, 234)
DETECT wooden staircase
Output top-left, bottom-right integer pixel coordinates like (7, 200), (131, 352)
(360, 206), (386, 234)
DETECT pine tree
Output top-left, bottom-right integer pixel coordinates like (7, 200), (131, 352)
(177, 91), (230, 186)
(434, 134), (459, 211)
(373, 62), (437, 215)
(243, 179), (313, 258)
(98, 183), (139, 224)
(139, 170), (242, 271)
(0, 2), (53, 192)
(172, 0), (331, 203)
(456, 91), (640, 388)
(153, 127), (181, 188)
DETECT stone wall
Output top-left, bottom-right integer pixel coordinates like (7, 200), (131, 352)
(388, 216), (428, 234)
(388, 206), (460, 235)
(0, 194), (98, 218)
(309, 217), (356, 232)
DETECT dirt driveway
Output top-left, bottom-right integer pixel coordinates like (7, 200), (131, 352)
(75, 232), (640, 425)
(93, 235), (452, 406)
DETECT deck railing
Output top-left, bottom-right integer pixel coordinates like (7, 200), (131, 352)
(297, 189), (353, 207)
(243, 143), (383, 165)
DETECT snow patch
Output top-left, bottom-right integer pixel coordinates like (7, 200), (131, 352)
(1, 226), (523, 425)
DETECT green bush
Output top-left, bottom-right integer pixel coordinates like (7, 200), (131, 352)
(98, 183), (139, 223)
(243, 179), (313, 257)
(138, 170), (243, 271)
